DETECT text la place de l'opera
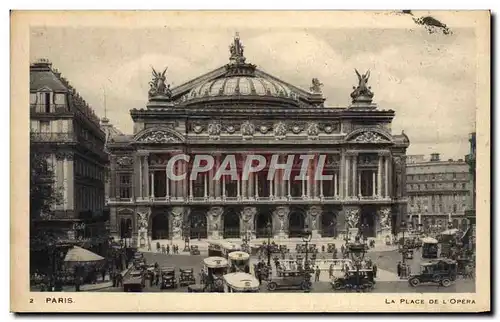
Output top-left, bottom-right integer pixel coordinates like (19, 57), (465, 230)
(105, 34), (410, 247)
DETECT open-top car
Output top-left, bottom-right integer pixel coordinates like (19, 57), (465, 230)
(179, 268), (196, 287)
(123, 269), (144, 292)
(161, 267), (177, 289)
(331, 269), (374, 292)
(408, 258), (458, 287)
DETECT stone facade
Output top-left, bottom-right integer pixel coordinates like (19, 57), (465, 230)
(106, 35), (410, 245)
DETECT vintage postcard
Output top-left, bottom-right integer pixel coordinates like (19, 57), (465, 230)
(10, 10), (490, 312)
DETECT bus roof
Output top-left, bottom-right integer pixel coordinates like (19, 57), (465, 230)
(228, 251), (250, 261)
(203, 256), (229, 268)
(223, 272), (259, 291)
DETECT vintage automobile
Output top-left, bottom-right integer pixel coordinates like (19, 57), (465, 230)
(408, 258), (458, 287)
(160, 267), (178, 289)
(190, 245), (200, 255)
(331, 269), (375, 292)
(202, 256), (229, 292)
(179, 268), (196, 287)
(422, 237), (439, 259)
(223, 272), (260, 293)
(267, 272), (312, 291)
(123, 270), (144, 292)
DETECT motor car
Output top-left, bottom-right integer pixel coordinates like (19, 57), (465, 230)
(179, 268), (196, 287)
(266, 272), (311, 291)
(331, 269), (374, 292)
(123, 270), (144, 292)
(408, 258), (458, 287)
(161, 267), (178, 289)
(190, 245), (200, 255)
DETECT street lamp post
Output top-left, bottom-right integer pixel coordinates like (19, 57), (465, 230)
(266, 221), (272, 267)
(302, 224), (312, 292)
(400, 221), (407, 264)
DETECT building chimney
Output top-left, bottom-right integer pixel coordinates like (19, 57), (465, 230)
(430, 153), (440, 162)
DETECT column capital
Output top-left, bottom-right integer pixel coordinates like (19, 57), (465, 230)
(378, 150), (391, 157)
(136, 150), (150, 156)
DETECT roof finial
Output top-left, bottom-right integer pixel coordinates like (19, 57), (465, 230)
(101, 86), (109, 124)
(229, 32), (246, 65)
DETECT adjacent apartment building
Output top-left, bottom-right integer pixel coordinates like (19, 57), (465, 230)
(406, 152), (472, 231)
(30, 59), (109, 253)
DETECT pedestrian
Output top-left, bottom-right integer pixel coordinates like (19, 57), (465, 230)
(315, 266), (321, 282)
(397, 261), (402, 277)
(329, 264), (334, 278)
(373, 263), (378, 278)
(156, 241), (161, 252)
(257, 268), (262, 285)
(166, 244), (170, 255)
(155, 270), (160, 286)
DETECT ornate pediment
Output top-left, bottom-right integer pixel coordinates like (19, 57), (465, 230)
(345, 128), (392, 144)
(134, 128), (184, 144)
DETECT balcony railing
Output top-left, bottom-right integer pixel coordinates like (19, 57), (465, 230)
(30, 104), (70, 114)
(30, 131), (76, 143)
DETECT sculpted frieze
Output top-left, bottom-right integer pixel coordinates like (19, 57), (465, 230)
(116, 156), (133, 167)
(318, 122), (340, 134)
(241, 121), (255, 138)
(138, 130), (180, 143)
(352, 131), (390, 143)
(273, 122), (287, 140)
(208, 122), (222, 139)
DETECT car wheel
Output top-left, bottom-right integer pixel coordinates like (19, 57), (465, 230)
(365, 282), (374, 290)
(409, 277), (420, 287)
(267, 282), (277, 291)
(301, 281), (310, 290)
(333, 282), (342, 290)
(441, 278), (452, 287)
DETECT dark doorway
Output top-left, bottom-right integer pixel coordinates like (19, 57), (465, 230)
(360, 206), (376, 237)
(288, 210), (305, 237)
(321, 211), (337, 237)
(190, 211), (207, 239)
(151, 213), (169, 240)
(153, 170), (167, 198)
(255, 211), (272, 238)
(223, 209), (240, 238)
(120, 218), (132, 239)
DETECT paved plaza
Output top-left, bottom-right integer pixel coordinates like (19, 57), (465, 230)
(95, 241), (475, 293)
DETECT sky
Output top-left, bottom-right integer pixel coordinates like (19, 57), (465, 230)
(30, 16), (477, 161)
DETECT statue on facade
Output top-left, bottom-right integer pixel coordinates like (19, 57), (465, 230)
(379, 207), (391, 230)
(350, 69), (374, 102)
(137, 209), (150, 230)
(229, 32), (246, 64)
(171, 207), (184, 238)
(310, 78), (323, 94)
(345, 208), (359, 229)
(308, 206), (322, 230)
(148, 67), (172, 98)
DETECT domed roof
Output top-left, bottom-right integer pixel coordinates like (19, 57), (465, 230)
(187, 75), (294, 100)
(181, 34), (299, 107)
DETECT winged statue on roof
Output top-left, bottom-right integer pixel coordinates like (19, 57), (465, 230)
(350, 69), (374, 101)
(148, 67), (172, 98)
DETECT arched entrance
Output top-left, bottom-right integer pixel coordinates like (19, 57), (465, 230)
(321, 211), (337, 237)
(151, 213), (169, 240)
(288, 210), (305, 238)
(190, 211), (207, 239)
(255, 211), (272, 238)
(223, 209), (240, 238)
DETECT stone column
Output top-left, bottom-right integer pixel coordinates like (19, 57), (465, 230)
(345, 154), (350, 198)
(372, 171), (376, 197)
(384, 156), (389, 198)
(333, 172), (338, 197)
(134, 155), (142, 200)
(207, 206), (224, 239)
(215, 154), (221, 199)
(308, 205), (322, 239)
(280, 155), (287, 199)
(248, 172), (254, 200)
(170, 207), (185, 240)
(377, 154), (383, 197)
(340, 152), (345, 199)
(255, 172), (259, 199)
(274, 166), (280, 199)
(182, 161), (188, 200)
(203, 173), (208, 199)
(208, 158), (214, 199)
(165, 166), (170, 199)
(377, 206), (392, 239)
(109, 207), (118, 239)
(150, 172), (155, 198)
(143, 154), (149, 198)
(273, 206), (290, 239)
(240, 207), (257, 238)
(352, 154), (357, 197)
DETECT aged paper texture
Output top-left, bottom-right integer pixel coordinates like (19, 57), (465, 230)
(11, 10), (490, 312)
